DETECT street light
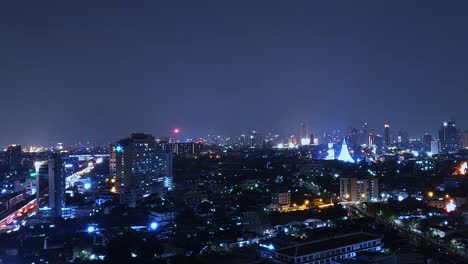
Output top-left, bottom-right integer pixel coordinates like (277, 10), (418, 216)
(34, 161), (44, 208)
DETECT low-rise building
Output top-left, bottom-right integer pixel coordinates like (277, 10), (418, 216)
(274, 232), (383, 264)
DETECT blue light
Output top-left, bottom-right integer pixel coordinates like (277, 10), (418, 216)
(260, 244), (275, 250)
(150, 222), (158, 230)
(65, 163), (73, 169)
(87, 226), (95, 233)
(84, 183), (91, 190)
(115, 145), (123, 153)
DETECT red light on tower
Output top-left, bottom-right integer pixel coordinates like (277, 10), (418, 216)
(173, 128), (180, 134)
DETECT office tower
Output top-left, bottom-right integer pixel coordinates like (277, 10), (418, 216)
(6, 144), (22, 169)
(309, 133), (315, 145)
(155, 152), (174, 191)
(340, 177), (379, 203)
(384, 123), (390, 146)
(374, 135), (384, 155)
(48, 154), (65, 220)
(299, 121), (310, 145)
(359, 122), (368, 145)
(368, 133), (374, 146)
(464, 130), (468, 149)
(439, 120), (462, 153)
(171, 142), (202, 156)
(250, 131), (264, 148)
(110, 133), (173, 207)
(348, 128), (359, 148)
(397, 131), (409, 146)
(431, 140), (440, 155)
(423, 134), (432, 152)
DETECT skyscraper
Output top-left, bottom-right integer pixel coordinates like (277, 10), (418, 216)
(431, 140), (440, 155)
(6, 144), (22, 169)
(397, 131), (409, 146)
(439, 120), (462, 154)
(299, 121), (309, 145)
(48, 153), (65, 220)
(463, 130), (468, 150)
(110, 133), (173, 207)
(423, 134), (432, 152)
(384, 123), (390, 147)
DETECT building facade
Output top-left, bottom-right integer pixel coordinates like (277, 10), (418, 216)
(110, 133), (173, 207)
(48, 153), (65, 219)
(6, 144), (22, 169)
(340, 177), (379, 203)
(274, 232), (383, 264)
(439, 120), (462, 153)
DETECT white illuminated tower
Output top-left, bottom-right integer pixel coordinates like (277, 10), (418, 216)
(338, 139), (354, 163)
(325, 143), (335, 160)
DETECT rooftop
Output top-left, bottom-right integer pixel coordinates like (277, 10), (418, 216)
(276, 232), (382, 257)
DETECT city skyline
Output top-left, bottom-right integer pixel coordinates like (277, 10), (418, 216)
(1, 1), (468, 145)
(0, 118), (465, 147)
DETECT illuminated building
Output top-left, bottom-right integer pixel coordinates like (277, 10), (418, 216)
(6, 144), (22, 169)
(337, 139), (354, 163)
(299, 121), (310, 145)
(271, 191), (291, 206)
(423, 134), (432, 152)
(110, 133), (173, 207)
(172, 142), (202, 156)
(384, 123), (390, 147)
(274, 232), (383, 264)
(340, 177), (378, 203)
(463, 130), (468, 149)
(397, 131), (409, 146)
(431, 140), (440, 155)
(439, 120), (462, 153)
(48, 153), (65, 219)
(325, 143), (335, 160)
(368, 133), (374, 146)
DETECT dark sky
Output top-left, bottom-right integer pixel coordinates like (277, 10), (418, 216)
(1, 1), (467, 146)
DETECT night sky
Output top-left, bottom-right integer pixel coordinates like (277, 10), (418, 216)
(1, 1), (467, 146)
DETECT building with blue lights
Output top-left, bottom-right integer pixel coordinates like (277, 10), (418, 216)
(110, 133), (173, 207)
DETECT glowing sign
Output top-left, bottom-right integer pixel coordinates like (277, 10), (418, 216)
(65, 163), (73, 169)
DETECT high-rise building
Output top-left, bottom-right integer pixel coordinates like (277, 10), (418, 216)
(359, 122), (368, 145)
(374, 135), (384, 155)
(48, 153), (65, 219)
(384, 123), (390, 147)
(439, 120), (462, 154)
(423, 134), (432, 152)
(110, 133), (173, 207)
(6, 144), (22, 169)
(463, 130), (468, 150)
(431, 140), (440, 155)
(340, 177), (379, 203)
(299, 121), (309, 144)
(397, 131), (409, 146)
